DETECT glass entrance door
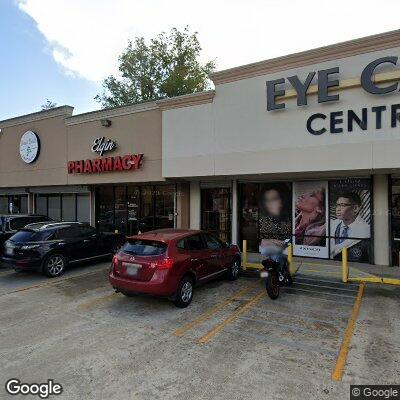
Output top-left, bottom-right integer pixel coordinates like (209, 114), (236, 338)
(201, 187), (231, 243)
(96, 185), (176, 235)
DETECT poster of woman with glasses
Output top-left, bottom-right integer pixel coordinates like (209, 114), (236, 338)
(293, 181), (328, 258)
(329, 178), (371, 262)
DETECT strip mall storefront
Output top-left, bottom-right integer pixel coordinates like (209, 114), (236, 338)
(0, 103), (189, 236)
(159, 30), (400, 267)
(1, 30), (400, 266)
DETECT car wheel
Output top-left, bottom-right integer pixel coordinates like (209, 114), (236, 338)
(173, 276), (194, 308)
(226, 258), (241, 280)
(43, 254), (67, 278)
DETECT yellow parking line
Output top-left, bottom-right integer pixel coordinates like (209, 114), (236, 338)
(197, 291), (265, 345)
(2, 268), (107, 296)
(332, 282), (366, 381)
(78, 292), (117, 311)
(173, 282), (259, 337)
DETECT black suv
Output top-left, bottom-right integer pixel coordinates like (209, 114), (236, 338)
(2, 222), (126, 277)
(0, 214), (53, 255)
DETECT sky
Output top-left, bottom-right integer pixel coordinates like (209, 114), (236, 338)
(1, 0), (400, 120)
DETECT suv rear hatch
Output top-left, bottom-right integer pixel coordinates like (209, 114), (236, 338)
(115, 239), (168, 281)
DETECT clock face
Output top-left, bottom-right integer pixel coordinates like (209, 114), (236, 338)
(20, 131), (40, 164)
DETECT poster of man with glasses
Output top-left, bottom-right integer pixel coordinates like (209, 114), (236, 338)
(329, 178), (371, 262)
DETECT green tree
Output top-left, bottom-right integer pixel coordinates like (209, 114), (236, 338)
(41, 99), (57, 110)
(95, 27), (215, 108)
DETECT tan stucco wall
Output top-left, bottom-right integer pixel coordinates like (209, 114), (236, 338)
(66, 108), (163, 185)
(0, 114), (69, 188)
(0, 105), (163, 188)
(162, 47), (400, 178)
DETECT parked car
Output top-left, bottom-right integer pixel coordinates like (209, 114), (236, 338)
(1, 222), (126, 277)
(109, 229), (241, 308)
(0, 214), (53, 255)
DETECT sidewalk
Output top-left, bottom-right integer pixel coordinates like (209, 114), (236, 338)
(245, 252), (400, 281)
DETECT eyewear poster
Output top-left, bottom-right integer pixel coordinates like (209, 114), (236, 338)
(329, 178), (371, 263)
(293, 181), (329, 258)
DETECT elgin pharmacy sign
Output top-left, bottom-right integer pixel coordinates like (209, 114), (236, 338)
(266, 56), (400, 135)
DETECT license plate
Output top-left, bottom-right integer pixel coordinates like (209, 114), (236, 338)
(260, 271), (269, 278)
(123, 263), (141, 276)
(4, 247), (14, 256)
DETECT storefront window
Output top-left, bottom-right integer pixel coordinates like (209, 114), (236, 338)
(390, 178), (400, 266)
(95, 185), (176, 235)
(48, 195), (61, 221)
(140, 185), (154, 232)
(239, 183), (259, 252)
(239, 179), (372, 262)
(96, 186), (114, 232)
(155, 186), (175, 229)
(35, 193), (90, 223)
(201, 187), (231, 243)
(0, 195), (28, 214)
(77, 194), (90, 223)
(115, 186), (128, 234)
(127, 186), (140, 234)
(0, 197), (8, 214)
(35, 195), (47, 215)
(62, 194), (76, 221)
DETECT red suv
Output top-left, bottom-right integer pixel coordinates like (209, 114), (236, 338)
(109, 229), (241, 307)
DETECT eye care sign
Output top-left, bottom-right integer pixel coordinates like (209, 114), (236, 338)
(266, 56), (400, 135)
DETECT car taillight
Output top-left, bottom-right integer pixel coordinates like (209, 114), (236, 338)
(111, 255), (120, 274)
(153, 257), (174, 269)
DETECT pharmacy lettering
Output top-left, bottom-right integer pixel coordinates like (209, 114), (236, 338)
(67, 154), (143, 174)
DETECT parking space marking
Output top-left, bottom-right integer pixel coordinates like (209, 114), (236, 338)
(332, 282), (365, 381)
(281, 289), (354, 306)
(197, 291), (265, 345)
(78, 292), (117, 311)
(0, 268), (108, 297)
(222, 327), (338, 356)
(294, 281), (359, 293)
(284, 286), (357, 300)
(173, 282), (259, 337)
(251, 307), (342, 326)
(296, 276), (360, 286)
(237, 315), (339, 338)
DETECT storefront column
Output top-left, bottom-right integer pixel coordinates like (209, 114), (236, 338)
(373, 174), (390, 266)
(28, 193), (34, 214)
(90, 188), (96, 227)
(176, 183), (190, 229)
(231, 180), (238, 245)
(189, 181), (200, 230)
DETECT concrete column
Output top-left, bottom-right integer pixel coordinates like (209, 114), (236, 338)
(231, 180), (238, 245)
(189, 181), (200, 229)
(373, 174), (390, 266)
(90, 187), (96, 227)
(176, 183), (190, 229)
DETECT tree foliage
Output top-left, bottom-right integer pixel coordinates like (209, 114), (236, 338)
(95, 27), (215, 108)
(41, 99), (57, 110)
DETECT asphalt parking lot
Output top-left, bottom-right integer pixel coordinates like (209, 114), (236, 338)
(0, 261), (399, 400)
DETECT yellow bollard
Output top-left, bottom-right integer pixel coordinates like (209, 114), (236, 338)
(288, 243), (293, 274)
(242, 240), (247, 270)
(342, 247), (348, 283)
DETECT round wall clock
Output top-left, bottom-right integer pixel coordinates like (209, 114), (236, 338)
(20, 131), (40, 164)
